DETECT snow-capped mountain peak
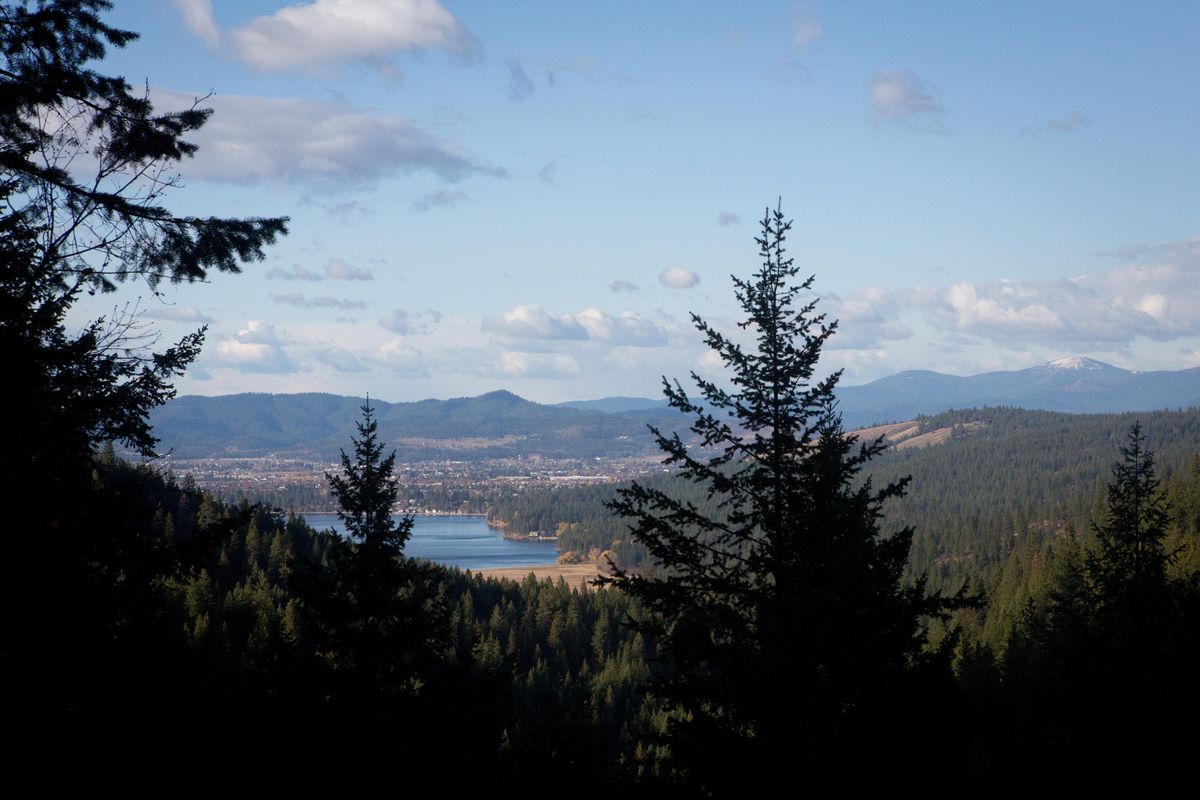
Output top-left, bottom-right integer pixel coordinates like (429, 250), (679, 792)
(1044, 356), (1111, 371)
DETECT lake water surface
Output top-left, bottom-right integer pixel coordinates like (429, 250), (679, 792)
(299, 513), (559, 571)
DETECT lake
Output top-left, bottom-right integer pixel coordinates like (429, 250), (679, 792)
(299, 513), (560, 571)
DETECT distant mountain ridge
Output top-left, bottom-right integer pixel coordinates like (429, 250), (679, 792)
(834, 356), (1200, 428)
(556, 397), (667, 414)
(149, 389), (687, 461)
(149, 358), (1200, 460)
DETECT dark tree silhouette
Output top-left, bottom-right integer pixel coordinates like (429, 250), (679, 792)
(306, 402), (437, 680)
(1087, 422), (1173, 610)
(327, 400), (413, 558)
(0, 2), (285, 784)
(601, 203), (955, 791)
(0, 0), (287, 293)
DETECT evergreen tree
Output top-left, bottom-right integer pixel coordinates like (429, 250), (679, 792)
(1, 0), (287, 293)
(0, 3), (285, 784)
(1086, 422), (1172, 610)
(302, 402), (446, 697)
(601, 203), (954, 790)
(327, 399), (413, 557)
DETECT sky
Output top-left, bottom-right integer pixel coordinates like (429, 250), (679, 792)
(68, 0), (1200, 404)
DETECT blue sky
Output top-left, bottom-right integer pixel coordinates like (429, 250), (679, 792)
(71, 1), (1200, 402)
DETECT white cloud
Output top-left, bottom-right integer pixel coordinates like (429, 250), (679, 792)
(267, 264), (323, 281)
(266, 259), (373, 281)
(659, 266), (700, 289)
(324, 258), (374, 280)
(482, 305), (670, 347)
(144, 305), (213, 324)
(270, 293), (368, 310)
(482, 305), (588, 341)
(488, 351), (582, 379)
(926, 258), (1200, 344)
(717, 211), (741, 227)
(172, 0), (220, 47)
(214, 320), (298, 373)
(822, 286), (914, 350)
(156, 90), (505, 187)
(379, 338), (430, 377)
(575, 308), (669, 347)
(229, 0), (472, 74)
(869, 69), (944, 130)
(609, 280), (639, 293)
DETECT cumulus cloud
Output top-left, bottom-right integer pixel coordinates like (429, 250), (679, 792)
(229, 0), (473, 74)
(412, 188), (468, 212)
(379, 338), (430, 377)
(379, 308), (442, 335)
(215, 320), (298, 373)
(609, 280), (638, 293)
(869, 69), (944, 130)
(155, 90), (505, 187)
(172, 0), (220, 47)
(267, 264), (323, 281)
(575, 308), (669, 347)
(822, 286), (914, 350)
(717, 211), (741, 227)
(507, 59), (535, 101)
(144, 305), (213, 323)
(323, 258), (373, 280)
(270, 292), (368, 310)
(482, 305), (670, 347)
(659, 266), (700, 289)
(925, 258), (1200, 344)
(482, 305), (588, 341)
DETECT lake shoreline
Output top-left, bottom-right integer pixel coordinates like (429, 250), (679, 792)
(474, 563), (614, 590)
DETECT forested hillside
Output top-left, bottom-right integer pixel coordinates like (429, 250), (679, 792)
(489, 406), (1200, 585)
(150, 390), (691, 461)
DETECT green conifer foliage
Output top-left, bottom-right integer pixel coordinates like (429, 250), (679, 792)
(326, 401), (412, 558)
(602, 203), (954, 789)
(1086, 422), (1172, 610)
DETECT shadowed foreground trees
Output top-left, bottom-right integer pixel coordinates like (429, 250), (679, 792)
(969, 424), (1200, 787)
(1, 1), (285, 784)
(602, 204), (961, 791)
(298, 402), (448, 702)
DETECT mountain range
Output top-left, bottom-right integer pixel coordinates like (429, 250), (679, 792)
(148, 357), (1200, 461)
(834, 356), (1200, 428)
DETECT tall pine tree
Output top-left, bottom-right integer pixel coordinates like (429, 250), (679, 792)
(602, 203), (954, 791)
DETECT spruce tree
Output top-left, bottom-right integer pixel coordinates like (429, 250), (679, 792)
(326, 400), (413, 560)
(1086, 422), (1172, 611)
(302, 401), (446, 698)
(602, 203), (952, 790)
